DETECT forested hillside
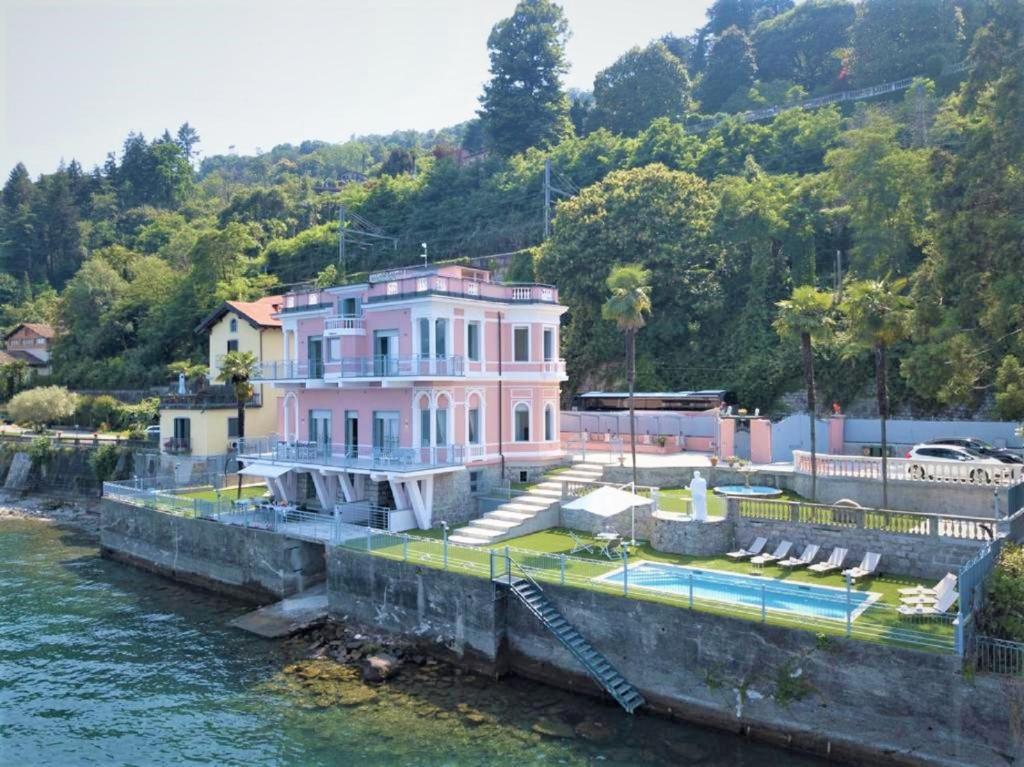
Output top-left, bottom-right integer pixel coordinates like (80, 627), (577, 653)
(1, 0), (1022, 419)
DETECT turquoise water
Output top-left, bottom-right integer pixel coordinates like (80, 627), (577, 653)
(0, 518), (825, 766)
(600, 563), (874, 621)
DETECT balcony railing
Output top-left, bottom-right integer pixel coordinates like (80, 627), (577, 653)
(793, 450), (1023, 486)
(251, 356), (465, 381)
(324, 316), (366, 334)
(160, 384), (261, 409)
(365, 276), (558, 306)
(238, 435), (465, 472)
(163, 437), (191, 455)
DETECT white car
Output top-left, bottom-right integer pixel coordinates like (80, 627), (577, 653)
(904, 444), (1006, 484)
(145, 425), (161, 440)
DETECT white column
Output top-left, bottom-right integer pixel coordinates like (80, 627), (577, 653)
(389, 478), (410, 510)
(311, 471), (337, 510)
(405, 478), (432, 529)
(337, 472), (356, 503)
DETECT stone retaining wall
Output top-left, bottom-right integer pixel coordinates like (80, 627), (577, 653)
(99, 500), (326, 603)
(650, 512), (735, 556)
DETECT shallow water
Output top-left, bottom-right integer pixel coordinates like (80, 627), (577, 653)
(0, 519), (824, 766)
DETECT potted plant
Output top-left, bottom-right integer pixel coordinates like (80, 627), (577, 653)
(709, 454), (719, 466)
(656, 435), (667, 448)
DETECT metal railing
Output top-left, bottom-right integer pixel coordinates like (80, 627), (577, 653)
(339, 526), (957, 653)
(735, 498), (1000, 541)
(251, 355), (465, 381)
(793, 450), (1023, 486)
(237, 435), (466, 472)
(159, 384), (261, 409)
(976, 635), (1024, 675)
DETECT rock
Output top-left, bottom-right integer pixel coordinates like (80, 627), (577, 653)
(574, 720), (614, 744)
(346, 639), (364, 651)
(532, 718), (576, 739)
(361, 653), (401, 683)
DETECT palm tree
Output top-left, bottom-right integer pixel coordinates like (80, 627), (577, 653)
(773, 286), (834, 501)
(602, 264), (652, 490)
(217, 351), (260, 498)
(839, 278), (911, 509)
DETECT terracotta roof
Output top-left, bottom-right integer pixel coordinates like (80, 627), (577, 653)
(0, 351), (18, 365)
(194, 295), (283, 334)
(4, 322), (55, 341)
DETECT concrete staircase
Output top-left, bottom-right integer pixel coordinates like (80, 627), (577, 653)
(448, 462), (604, 546)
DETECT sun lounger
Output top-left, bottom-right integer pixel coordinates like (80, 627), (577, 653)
(842, 551), (881, 581)
(751, 540), (792, 566)
(568, 530), (594, 555)
(898, 573), (957, 598)
(808, 547), (847, 574)
(726, 536), (767, 560)
(898, 589), (959, 618)
(779, 544), (820, 569)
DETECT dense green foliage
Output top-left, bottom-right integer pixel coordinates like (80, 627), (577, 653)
(0, 0), (1020, 419)
(977, 543), (1024, 641)
(8, 386), (79, 428)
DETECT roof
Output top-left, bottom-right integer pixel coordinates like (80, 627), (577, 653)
(562, 485), (653, 517)
(4, 322), (55, 341)
(194, 295), (283, 334)
(0, 351), (18, 365)
(4, 349), (48, 366)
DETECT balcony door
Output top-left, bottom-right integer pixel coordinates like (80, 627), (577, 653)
(309, 409), (332, 455)
(344, 411), (358, 458)
(373, 330), (399, 376)
(373, 411), (400, 457)
(307, 336), (324, 378)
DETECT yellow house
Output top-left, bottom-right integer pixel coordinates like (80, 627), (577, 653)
(159, 296), (283, 458)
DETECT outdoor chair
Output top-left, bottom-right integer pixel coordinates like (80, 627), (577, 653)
(898, 573), (957, 599)
(751, 540), (792, 566)
(898, 589), (959, 618)
(568, 530), (594, 555)
(842, 552), (881, 581)
(808, 547), (848, 574)
(779, 544), (820, 569)
(726, 536), (767, 560)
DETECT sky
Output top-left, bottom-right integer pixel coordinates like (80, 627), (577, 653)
(0, 0), (712, 176)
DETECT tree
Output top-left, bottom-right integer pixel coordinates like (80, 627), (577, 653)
(478, 0), (572, 156)
(849, 0), (964, 86)
(705, 0), (794, 35)
(379, 148), (415, 176)
(7, 386), (79, 428)
(696, 26), (757, 113)
(2, 163), (34, 210)
(0, 359), (28, 401)
(752, 0), (856, 91)
(591, 43), (691, 136)
(176, 122), (201, 163)
(602, 264), (652, 491)
(839, 278), (911, 508)
(996, 357), (1024, 422)
(217, 350), (260, 497)
(774, 286), (834, 500)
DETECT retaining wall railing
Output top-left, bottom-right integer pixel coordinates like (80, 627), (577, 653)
(734, 497), (1004, 542)
(793, 450), (1023, 486)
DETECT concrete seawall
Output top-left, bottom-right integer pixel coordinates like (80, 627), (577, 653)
(100, 500), (326, 603)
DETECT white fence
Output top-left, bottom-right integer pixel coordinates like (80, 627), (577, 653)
(793, 451), (1023, 487)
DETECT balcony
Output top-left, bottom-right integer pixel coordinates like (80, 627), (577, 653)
(163, 437), (191, 455)
(324, 316), (365, 336)
(251, 356), (465, 382)
(364, 275), (558, 306)
(238, 435), (465, 474)
(159, 384), (262, 410)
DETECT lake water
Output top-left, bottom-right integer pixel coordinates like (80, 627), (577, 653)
(0, 518), (824, 766)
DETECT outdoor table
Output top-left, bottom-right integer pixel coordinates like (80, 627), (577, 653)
(596, 532), (621, 559)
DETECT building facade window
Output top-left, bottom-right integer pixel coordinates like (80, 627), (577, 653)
(229, 318), (238, 333)
(543, 328), (554, 362)
(468, 407), (480, 445)
(466, 322), (480, 362)
(227, 417), (240, 438)
(435, 408), (448, 446)
(513, 326), (529, 362)
(340, 297), (360, 317)
(435, 318), (447, 357)
(420, 408), (431, 447)
(514, 403), (530, 442)
(544, 405), (554, 441)
(226, 339), (239, 353)
(418, 318), (430, 357)
(469, 470), (481, 494)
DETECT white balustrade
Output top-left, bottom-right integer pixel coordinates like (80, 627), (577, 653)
(793, 450), (1022, 487)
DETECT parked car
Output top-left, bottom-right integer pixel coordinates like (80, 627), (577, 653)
(926, 437), (1024, 465)
(145, 425), (161, 441)
(904, 444), (1007, 483)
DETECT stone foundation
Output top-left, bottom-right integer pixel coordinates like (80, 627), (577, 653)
(650, 512), (735, 556)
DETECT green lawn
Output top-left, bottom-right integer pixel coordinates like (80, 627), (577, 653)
(176, 484), (269, 503)
(352, 526), (955, 653)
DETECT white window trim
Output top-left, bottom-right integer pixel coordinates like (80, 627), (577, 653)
(465, 319), (483, 363)
(512, 325), (531, 363)
(466, 390), (485, 446)
(542, 325), (556, 362)
(543, 402), (556, 441)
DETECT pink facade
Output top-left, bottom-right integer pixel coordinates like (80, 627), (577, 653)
(243, 264), (568, 528)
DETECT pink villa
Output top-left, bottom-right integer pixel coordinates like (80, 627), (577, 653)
(239, 263), (568, 531)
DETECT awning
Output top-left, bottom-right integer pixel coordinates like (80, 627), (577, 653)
(562, 485), (653, 518)
(238, 462), (291, 479)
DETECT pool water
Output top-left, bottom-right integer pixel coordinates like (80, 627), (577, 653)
(600, 562), (878, 621)
(712, 485), (783, 497)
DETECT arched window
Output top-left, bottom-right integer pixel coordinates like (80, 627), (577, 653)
(467, 393), (482, 446)
(514, 403), (530, 442)
(229, 317), (238, 333)
(417, 394), (431, 447)
(544, 404), (554, 441)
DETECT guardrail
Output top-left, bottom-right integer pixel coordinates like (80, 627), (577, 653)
(735, 497), (999, 541)
(338, 526), (956, 653)
(237, 435), (466, 472)
(976, 635), (1024, 675)
(793, 450), (1023, 486)
(251, 355), (465, 381)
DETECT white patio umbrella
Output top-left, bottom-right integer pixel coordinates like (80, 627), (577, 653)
(562, 485), (652, 544)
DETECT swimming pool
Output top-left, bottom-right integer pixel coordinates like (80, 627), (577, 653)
(597, 562), (881, 621)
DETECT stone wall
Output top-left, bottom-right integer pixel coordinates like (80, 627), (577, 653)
(559, 500), (656, 540)
(650, 512), (735, 556)
(325, 547), (1024, 766)
(733, 515), (985, 581)
(325, 547), (503, 675)
(100, 500), (326, 603)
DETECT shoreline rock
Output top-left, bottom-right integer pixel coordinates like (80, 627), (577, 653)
(0, 494), (101, 536)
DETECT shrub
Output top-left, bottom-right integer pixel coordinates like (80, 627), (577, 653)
(8, 386), (80, 429)
(90, 444), (131, 484)
(976, 543), (1024, 641)
(76, 394), (125, 430)
(27, 435), (53, 468)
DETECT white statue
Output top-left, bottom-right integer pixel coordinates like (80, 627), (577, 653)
(177, 372), (187, 395)
(690, 470), (708, 521)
